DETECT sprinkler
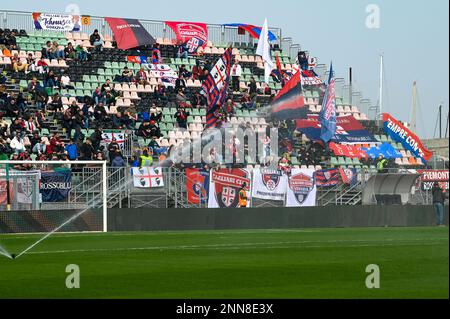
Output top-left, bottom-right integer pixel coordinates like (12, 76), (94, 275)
(11, 254), (16, 259)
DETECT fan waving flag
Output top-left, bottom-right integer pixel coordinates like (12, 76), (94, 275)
(165, 21), (208, 54)
(319, 63), (337, 143)
(270, 70), (307, 120)
(106, 17), (155, 50)
(201, 47), (233, 129)
(271, 54), (285, 86)
(223, 23), (278, 41)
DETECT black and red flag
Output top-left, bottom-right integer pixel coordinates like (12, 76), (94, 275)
(270, 70), (307, 120)
(105, 17), (155, 50)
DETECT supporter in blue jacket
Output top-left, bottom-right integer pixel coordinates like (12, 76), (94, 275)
(65, 139), (78, 160)
(111, 150), (126, 167)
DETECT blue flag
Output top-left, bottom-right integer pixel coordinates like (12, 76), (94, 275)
(319, 63), (336, 143)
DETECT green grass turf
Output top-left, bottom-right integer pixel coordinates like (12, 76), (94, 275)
(0, 227), (448, 298)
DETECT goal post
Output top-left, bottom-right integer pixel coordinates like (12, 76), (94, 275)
(0, 160), (108, 233)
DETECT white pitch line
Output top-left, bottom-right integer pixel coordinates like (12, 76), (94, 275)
(21, 238), (449, 256)
(0, 229), (322, 240)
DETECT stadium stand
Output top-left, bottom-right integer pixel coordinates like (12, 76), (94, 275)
(0, 13), (441, 211)
(0, 26), (425, 170)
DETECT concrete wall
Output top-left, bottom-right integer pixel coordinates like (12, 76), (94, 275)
(107, 205), (449, 231)
(423, 138), (449, 159)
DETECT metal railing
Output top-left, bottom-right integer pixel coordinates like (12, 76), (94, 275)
(1, 165), (442, 211)
(0, 10), (282, 46)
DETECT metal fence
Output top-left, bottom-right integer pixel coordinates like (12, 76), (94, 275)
(0, 10), (282, 46)
(1, 165), (443, 211)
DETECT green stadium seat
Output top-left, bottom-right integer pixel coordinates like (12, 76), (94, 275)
(329, 155), (338, 166)
(345, 157), (354, 165)
(338, 157), (346, 166)
(19, 80), (28, 89)
(164, 115), (175, 123)
(90, 75), (98, 83)
(166, 123), (174, 130)
(104, 69), (113, 77)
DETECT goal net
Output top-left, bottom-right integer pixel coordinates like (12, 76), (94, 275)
(0, 160), (108, 234)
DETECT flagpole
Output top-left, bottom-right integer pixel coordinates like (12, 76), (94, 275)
(378, 54), (383, 121)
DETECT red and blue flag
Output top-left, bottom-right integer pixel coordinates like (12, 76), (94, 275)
(270, 70), (307, 120)
(201, 47), (233, 128)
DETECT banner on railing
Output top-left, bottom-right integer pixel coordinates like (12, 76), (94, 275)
(361, 142), (403, 159)
(417, 169), (449, 191)
(132, 167), (164, 188)
(286, 168), (316, 207)
(0, 180), (13, 204)
(40, 169), (72, 202)
(32, 13), (82, 31)
(297, 114), (378, 144)
(208, 168), (251, 208)
(251, 168), (287, 201)
(186, 168), (209, 204)
(339, 167), (358, 186)
(314, 168), (339, 187)
(329, 142), (368, 159)
(144, 64), (178, 87)
(383, 113), (433, 162)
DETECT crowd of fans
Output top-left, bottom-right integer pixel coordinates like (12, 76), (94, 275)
(1, 28), (337, 171)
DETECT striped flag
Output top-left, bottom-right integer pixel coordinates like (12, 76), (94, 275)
(201, 47), (233, 129)
(270, 70), (307, 120)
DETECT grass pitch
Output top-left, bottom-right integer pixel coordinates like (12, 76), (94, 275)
(0, 227), (448, 298)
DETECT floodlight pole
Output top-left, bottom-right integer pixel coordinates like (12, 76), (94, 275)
(378, 54), (383, 121)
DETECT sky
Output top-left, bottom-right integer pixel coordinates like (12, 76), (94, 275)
(1, 0), (448, 138)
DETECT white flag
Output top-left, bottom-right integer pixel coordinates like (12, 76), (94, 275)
(132, 167), (164, 188)
(256, 18), (274, 84)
